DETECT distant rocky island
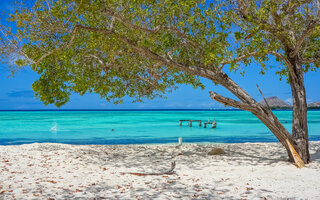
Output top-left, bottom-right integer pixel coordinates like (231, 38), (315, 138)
(259, 96), (292, 110)
(258, 97), (320, 110)
(308, 101), (320, 109)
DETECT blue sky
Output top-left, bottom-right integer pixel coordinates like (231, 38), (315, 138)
(0, 1), (319, 110)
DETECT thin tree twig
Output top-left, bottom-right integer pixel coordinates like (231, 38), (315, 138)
(0, 25), (35, 64)
(64, 0), (83, 26)
(256, 84), (271, 111)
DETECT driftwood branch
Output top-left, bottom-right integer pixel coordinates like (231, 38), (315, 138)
(121, 161), (176, 176)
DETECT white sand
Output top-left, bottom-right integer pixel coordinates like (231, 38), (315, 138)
(1, 142), (320, 199)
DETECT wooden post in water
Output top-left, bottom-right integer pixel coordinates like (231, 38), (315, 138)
(179, 120), (203, 127)
(204, 121), (217, 128)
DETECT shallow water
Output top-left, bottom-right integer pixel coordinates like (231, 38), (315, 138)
(0, 110), (319, 145)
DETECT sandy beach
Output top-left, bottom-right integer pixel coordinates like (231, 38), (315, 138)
(1, 142), (320, 199)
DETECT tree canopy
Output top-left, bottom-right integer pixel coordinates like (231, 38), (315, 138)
(2, 0), (223, 106)
(1, 0), (319, 107)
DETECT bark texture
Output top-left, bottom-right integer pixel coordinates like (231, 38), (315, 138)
(210, 71), (306, 164)
(234, 0), (314, 164)
(287, 54), (310, 163)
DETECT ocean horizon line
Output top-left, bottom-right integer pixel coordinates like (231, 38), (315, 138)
(0, 108), (319, 112)
(0, 108), (241, 111)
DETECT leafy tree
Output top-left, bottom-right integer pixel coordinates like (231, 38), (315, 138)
(1, 0), (319, 164)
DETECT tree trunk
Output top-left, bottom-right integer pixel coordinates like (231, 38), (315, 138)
(210, 71), (304, 164)
(251, 107), (295, 162)
(287, 55), (310, 163)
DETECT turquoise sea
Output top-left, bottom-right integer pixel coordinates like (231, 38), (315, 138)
(0, 110), (319, 145)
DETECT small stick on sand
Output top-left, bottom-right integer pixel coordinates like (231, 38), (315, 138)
(121, 161), (176, 176)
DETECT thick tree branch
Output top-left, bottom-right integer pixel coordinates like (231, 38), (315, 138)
(118, 35), (215, 80)
(209, 91), (255, 111)
(268, 51), (291, 66)
(268, 51), (298, 80)
(215, 50), (297, 105)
